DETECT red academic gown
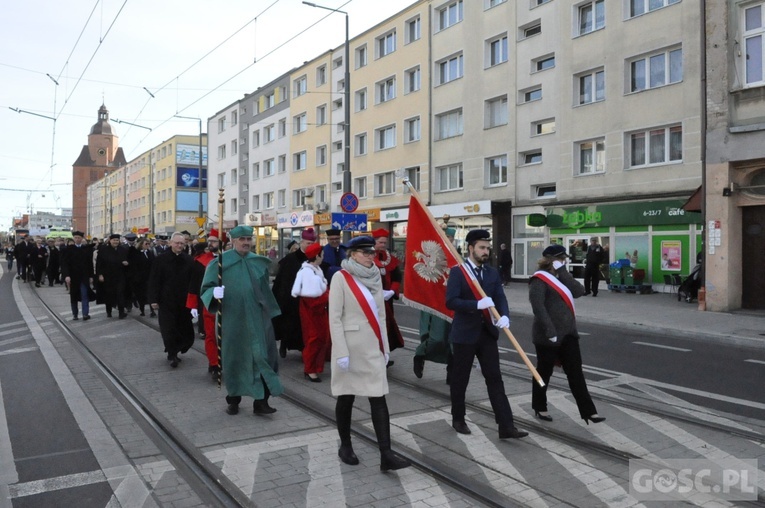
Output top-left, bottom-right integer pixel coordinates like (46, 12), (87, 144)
(186, 251), (218, 368)
(299, 291), (331, 373)
(375, 249), (404, 351)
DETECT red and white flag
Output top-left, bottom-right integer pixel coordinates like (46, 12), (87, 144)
(402, 195), (460, 321)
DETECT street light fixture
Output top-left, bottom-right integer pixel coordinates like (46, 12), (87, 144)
(303, 1), (351, 241)
(174, 115), (205, 219)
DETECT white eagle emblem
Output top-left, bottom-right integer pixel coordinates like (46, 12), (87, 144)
(412, 240), (449, 285)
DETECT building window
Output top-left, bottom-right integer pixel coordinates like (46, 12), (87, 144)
(334, 141), (342, 152)
(264, 92), (275, 109)
(486, 0), (507, 8)
(294, 113), (307, 134)
(316, 65), (327, 86)
(577, 139), (605, 175)
(534, 54), (555, 72)
(293, 75), (307, 97)
(436, 109), (463, 140)
(534, 184), (556, 199)
(231, 140), (238, 156)
(217, 144), (226, 160)
(521, 150), (542, 165)
(231, 111), (238, 126)
(231, 169), (238, 185)
(487, 35), (508, 67)
(405, 116), (421, 143)
(355, 44), (367, 68)
(486, 155), (508, 186)
(520, 20), (541, 40)
(293, 189), (307, 208)
(437, 0), (463, 31)
(252, 194), (260, 211)
(403, 166), (420, 192)
(317, 185), (327, 204)
(355, 133), (368, 156)
(578, 1), (605, 36)
(334, 56), (343, 69)
(265, 192), (274, 209)
(316, 105), (327, 126)
(231, 198), (237, 213)
(252, 130), (260, 147)
(264, 124), (275, 143)
(629, 125), (682, 167)
(293, 151), (307, 171)
(406, 16), (421, 43)
(376, 125), (396, 151)
(355, 88), (367, 111)
(743, 3), (764, 86)
(485, 95), (508, 128)
(278, 189), (286, 208)
(217, 173), (226, 188)
(278, 154), (287, 173)
(354, 176), (367, 198)
(264, 159), (275, 177)
(316, 145), (327, 166)
(577, 69), (605, 105)
(630, 47), (683, 92)
(521, 86), (542, 103)
(536, 0), (553, 6)
(375, 171), (396, 196)
(377, 31), (396, 58)
(405, 66), (421, 94)
(532, 119), (556, 136)
(252, 162), (260, 180)
(376, 77), (396, 103)
(438, 163), (463, 191)
(629, 0), (680, 18)
(278, 118), (287, 138)
(437, 54), (464, 85)
(218, 117), (226, 133)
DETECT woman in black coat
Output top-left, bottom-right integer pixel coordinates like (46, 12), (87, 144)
(528, 244), (604, 425)
(129, 238), (155, 316)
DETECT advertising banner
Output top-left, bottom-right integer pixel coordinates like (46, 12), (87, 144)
(176, 167), (208, 189)
(661, 240), (682, 271)
(176, 144), (208, 166)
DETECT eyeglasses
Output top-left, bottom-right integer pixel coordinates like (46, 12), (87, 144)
(355, 249), (375, 256)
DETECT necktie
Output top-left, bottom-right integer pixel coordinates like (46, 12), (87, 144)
(475, 266), (483, 282)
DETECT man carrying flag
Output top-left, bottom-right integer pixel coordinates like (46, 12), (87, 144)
(445, 229), (528, 440)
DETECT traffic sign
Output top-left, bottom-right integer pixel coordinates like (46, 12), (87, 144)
(340, 192), (359, 213)
(331, 213), (368, 231)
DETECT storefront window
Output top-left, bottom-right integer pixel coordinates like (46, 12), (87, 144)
(513, 215), (545, 238)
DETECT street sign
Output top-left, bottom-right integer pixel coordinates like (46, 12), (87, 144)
(195, 217), (206, 228)
(340, 192), (359, 213)
(331, 213), (368, 231)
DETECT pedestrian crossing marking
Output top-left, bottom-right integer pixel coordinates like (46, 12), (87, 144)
(0, 327), (28, 338)
(0, 347), (38, 356)
(7, 470), (106, 498)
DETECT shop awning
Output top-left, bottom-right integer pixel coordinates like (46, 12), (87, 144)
(681, 186), (702, 213)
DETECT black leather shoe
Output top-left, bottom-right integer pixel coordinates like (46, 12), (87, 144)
(72, 316), (79, 321)
(583, 291), (591, 296)
(386, 360), (395, 368)
(82, 315), (90, 321)
(253, 400), (277, 415)
(499, 427), (529, 439)
(583, 415), (606, 425)
(380, 450), (411, 472)
(452, 420), (471, 435)
(150, 311), (156, 318)
(338, 445), (359, 465)
(413, 356), (424, 378)
(118, 313), (127, 319)
(535, 411), (553, 422)
(304, 373), (322, 383)
(170, 358), (179, 368)
(225, 404), (239, 415)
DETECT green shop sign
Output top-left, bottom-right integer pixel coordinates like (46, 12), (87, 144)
(546, 200), (699, 229)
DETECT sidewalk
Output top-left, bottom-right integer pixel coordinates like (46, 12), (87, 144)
(503, 281), (765, 349)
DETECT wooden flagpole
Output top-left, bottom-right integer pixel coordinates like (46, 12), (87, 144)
(402, 179), (544, 387)
(216, 188), (224, 389)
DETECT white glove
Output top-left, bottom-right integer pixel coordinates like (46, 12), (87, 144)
(336, 356), (350, 371)
(383, 290), (395, 301)
(553, 260), (565, 270)
(213, 286), (225, 299)
(190, 308), (199, 319)
(476, 297), (495, 310)
(549, 336), (558, 343)
(494, 315), (510, 329)
(384, 353), (390, 363)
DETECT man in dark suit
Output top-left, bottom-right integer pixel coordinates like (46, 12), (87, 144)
(60, 231), (94, 320)
(445, 229), (528, 440)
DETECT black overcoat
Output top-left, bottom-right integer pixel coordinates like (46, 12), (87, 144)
(271, 249), (307, 351)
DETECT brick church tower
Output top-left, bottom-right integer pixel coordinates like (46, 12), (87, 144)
(71, 104), (127, 232)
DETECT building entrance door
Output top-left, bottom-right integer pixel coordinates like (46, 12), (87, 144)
(565, 236), (589, 279)
(742, 205), (765, 309)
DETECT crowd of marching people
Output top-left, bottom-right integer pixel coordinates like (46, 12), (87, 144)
(4, 218), (607, 473)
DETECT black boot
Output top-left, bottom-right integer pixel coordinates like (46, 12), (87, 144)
(370, 397), (410, 472)
(253, 398), (276, 415)
(336, 395), (359, 465)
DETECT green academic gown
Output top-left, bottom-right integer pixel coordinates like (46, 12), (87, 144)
(201, 250), (283, 400)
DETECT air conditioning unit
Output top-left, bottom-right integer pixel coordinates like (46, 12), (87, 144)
(304, 188), (315, 197)
(316, 202), (329, 213)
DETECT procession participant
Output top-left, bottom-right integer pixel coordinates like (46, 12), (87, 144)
(371, 228), (404, 364)
(96, 234), (129, 318)
(291, 242), (330, 382)
(123, 232), (138, 310)
(153, 235), (170, 256)
(148, 232), (195, 368)
(329, 236), (411, 471)
(4, 242), (14, 271)
(129, 238), (154, 316)
(22, 237), (35, 282)
(272, 228), (316, 357)
(46, 238), (61, 286)
(201, 225), (283, 416)
(31, 237), (49, 287)
(60, 231), (95, 321)
(446, 229), (528, 439)
(321, 228), (346, 283)
(187, 229), (225, 381)
(14, 238), (26, 280)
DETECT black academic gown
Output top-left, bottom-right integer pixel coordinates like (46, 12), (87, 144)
(271, 249), (307, 351)
(147, 250), (194, 356)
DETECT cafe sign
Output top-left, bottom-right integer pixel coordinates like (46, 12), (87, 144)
(546, 199), (699, 229)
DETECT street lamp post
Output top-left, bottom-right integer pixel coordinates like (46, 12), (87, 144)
(303, 1), (351, 241)
(174, 115), (205, 219)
